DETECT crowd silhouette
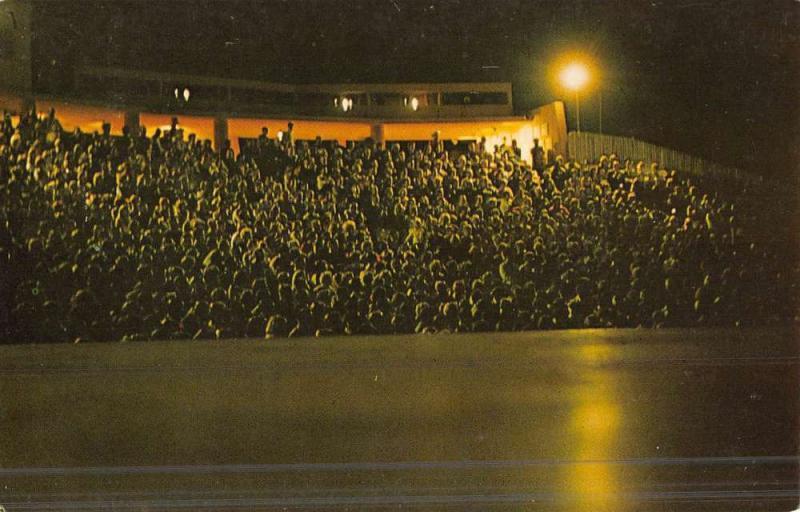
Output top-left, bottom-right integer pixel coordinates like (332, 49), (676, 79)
(0, 109), (796, 343)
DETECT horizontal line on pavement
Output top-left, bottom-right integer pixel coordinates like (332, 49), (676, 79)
(3, 478), (797, 499)
(0, 356), (797, 374)
(2, 489), (799, 510)
(2, 456), (798, 477)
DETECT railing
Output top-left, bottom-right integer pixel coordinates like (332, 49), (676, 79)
(567, 131), (760, 184)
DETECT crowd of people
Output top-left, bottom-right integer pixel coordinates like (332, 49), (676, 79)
(0, 109), (796, 343)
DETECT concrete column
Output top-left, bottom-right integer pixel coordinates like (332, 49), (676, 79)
(370, 123), (385, 146)
(124, 111), (140, 136)
(22, 96), (35, 115)
(214, 116), (229, 154)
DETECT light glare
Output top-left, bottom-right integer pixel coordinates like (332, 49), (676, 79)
(560, 63), (590, 91)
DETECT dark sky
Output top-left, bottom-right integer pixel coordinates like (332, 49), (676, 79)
(34, 0), (799, 177)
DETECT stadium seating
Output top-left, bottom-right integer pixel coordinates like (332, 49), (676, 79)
(0, 110), (795, 342)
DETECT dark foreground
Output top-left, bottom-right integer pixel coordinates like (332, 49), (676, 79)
(0, 328), (798, 511)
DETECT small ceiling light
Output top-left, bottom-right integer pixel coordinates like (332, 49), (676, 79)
(183, 88), (190, 102)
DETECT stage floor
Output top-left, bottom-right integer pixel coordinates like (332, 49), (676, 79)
(1, 328), (798, 510)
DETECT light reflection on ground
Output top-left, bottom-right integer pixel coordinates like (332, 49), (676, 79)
(565, 344), (622, 510)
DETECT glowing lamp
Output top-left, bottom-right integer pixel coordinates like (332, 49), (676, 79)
(560, 63), (590, 91)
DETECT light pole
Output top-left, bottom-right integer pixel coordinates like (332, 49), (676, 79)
(599, 88), (603, 135)
(559, 62), (589, 133)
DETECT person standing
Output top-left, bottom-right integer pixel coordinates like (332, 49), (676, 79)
(532, 138), (545, 172)
(511, 139), (522, 159)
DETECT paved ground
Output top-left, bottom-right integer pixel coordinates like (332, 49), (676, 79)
(0, 328), (798, 510)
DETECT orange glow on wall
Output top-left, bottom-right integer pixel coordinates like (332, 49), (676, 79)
(384, 120), (542, 164)
(228, 117), (373, 150)
(36, 100), (126, 135)
(139, 113), (215, 142)
(1, 93), (567, 161)
(0, 91), (24, 114)
(384, 119), (532, 140)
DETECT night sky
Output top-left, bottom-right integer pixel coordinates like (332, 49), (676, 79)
(34, 0), (799, 178)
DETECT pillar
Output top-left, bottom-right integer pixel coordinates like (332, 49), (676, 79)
(370, 123), (385, 146)
(124, 111), (140, 136)
(214, 116), (228, 154)
(22, 96), (35, 115)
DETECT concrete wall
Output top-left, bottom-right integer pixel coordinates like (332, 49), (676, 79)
(75, 65), (515, 119)
(529, 101), (568, 160)
(1, 96), (568, 163)
(35, 99), (126, 134)
(384, 120), (526, 162)
(0, 90), (24, 114)
(0, 0), (33, 97)
(139, 112), (215, 141)
(228, 117), (373, 152)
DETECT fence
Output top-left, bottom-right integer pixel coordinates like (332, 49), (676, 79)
(567, 131), (760, 184)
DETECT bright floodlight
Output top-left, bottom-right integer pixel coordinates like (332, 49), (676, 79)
(342, 97), (353, 112)
(410, 97), (419, 111)
(560, 63), (589, 91)
(183, 88), (190, 102)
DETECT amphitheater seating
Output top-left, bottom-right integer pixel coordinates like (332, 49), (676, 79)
(0, 110), (795, 342)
